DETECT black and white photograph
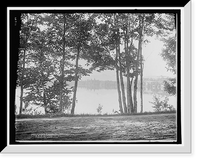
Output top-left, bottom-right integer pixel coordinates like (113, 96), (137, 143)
(12, 10), (180, 143)
(4, 3), (192, 153)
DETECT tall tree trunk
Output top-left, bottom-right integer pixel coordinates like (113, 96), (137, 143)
(133, 15), (144, 114)
(39, 45), (48, 115)
(19, 14), (29, 115)
(19, 85), (24, 115)
(59, 14), (66, 113)
(114, 14), (123, 114)
(140, 61), (143, 113)
(127, 73), (133, 113)
(139, 15), (144, 113)
(125, 37), (134, 114)
(118, 45), (127, 114)
(115, 46), (123, 114)
(140, 38), (144, 113)
(19, 48), (26, 115)
(133, 37), (142, 114)
(114, 17), (127, 114)
(41, 61), (48, 115)
(133, 75), (138, 113)
(71, 47), (80, 115)
(43, 89), (48, 114)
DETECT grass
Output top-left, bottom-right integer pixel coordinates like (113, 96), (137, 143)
(15, 113), (177, 142)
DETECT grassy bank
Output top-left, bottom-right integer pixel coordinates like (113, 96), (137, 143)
(15, 113), (177, 142)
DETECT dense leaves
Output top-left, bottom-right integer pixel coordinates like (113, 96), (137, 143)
(161, 36), (176, 74)
(160, 34), (176, 95)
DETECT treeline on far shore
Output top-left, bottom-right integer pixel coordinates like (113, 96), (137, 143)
(76, 78), (169, 94)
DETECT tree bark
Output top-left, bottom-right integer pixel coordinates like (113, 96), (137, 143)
(19, 85), (24, 115)
(19, 48), (26, 115)
(127, 74), (133, 113)
(118, 45), (127, 114)
(115, 47), (123, 114)
(59, 14), (66, 113)
(114, 16), (127, 114)
(139, 15), (144, 113)
(140, 62), (144, 113)
(133, 37), (142, 114)
(133, 75), (138, 113)
(71, 47), (80, 115)
(125, 36), (134, 114)
(43, 89), (48, 114)
(133, 15), (144, 114)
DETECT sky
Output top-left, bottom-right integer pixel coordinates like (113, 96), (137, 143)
(82, 36), (175, 81)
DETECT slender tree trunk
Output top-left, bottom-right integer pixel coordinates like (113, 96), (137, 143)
(59, 59), (63, 112)
(116, 67), (123, 114)
(71, 47), (80, 115)
(127, 74), (133, 113)
(59, 14), (66, 113)
(19, 14), (29, 115)
(127, 18), (134, 114)
(125, 37), (134, 114)
(41, 71), (48, 115)
(133, 75), (138, 113)
(114, 20), (127, 114)
(133, 37), (142, 114)
(19, 48), (26, 115)
(139, 15), (144, 113)
(114, 14), (123, 114)
(115, 47), (123, 114)
(19, 85), (24, 115)
(118, 45), (127, 113)
(39, 45), (48, 115)
(43, 89), (48, 114)
(133, 15), (144, 113)
(140, 62), (143, 113)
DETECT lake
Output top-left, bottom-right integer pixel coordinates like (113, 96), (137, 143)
(75, 88), (176, 114)
(15, 87), (176, 115)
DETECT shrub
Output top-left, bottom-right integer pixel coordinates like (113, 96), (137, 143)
(97, 104), (103, 114)
(150, 95), (175, 112)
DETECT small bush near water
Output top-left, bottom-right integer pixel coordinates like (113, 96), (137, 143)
(150, 95), (176, 112)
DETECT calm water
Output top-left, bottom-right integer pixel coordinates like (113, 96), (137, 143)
(15, 87), (176, 114)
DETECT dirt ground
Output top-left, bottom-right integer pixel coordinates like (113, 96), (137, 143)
(15, 113), (177, 142)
